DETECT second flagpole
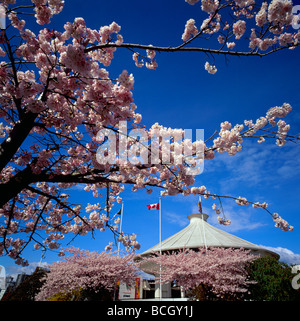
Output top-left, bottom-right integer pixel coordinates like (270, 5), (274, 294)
(117, 201), (124, 255)
(159, 197), (162, 300)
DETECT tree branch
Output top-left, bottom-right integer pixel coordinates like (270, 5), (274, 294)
(85, 42), (299, 58)
(26, 185), (90, 227)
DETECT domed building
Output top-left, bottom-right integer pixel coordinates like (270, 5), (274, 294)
(139, 212), (279, 300)
(142, 213), (278, 257)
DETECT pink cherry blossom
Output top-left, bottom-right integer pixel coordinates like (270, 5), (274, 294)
(8, 12), (25, 30)
(226, 42), (236, 49)
(36, 247), (138, 300)
(233, 20), (246, 39)
(201, 0), (219, 13)
(256, 2), (268, 26)
(259, 38), (277, 51)
(140, 247), (255, 299)
(266, 102), (292, 118)
(218, 35), (225, 43)
(236, 196), (249, 206)
(204, 61), (217, 74)
(182, 19), (199, 41)
(278, 32), (293, 46)
(268, 0), (293, 30)
(132, 52), (144, 67)
(118, 70), (134, 90)
(217, 216), (231, 225)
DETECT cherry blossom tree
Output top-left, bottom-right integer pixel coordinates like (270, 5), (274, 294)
(35, 247), (138, 301)
(0, 0), (299, 266)
(139, 247), (256, 300)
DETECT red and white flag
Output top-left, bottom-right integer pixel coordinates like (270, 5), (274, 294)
(146, 203), (160, 210)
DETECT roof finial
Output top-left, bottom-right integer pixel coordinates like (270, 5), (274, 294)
(198, 195), (203, 213)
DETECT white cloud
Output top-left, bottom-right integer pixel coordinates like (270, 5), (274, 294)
(210, 212), (266, 233)
(208, 141), (300, 191)
(164, 199), (267, 237)
(165, 197), (267, 232)
(207, 200), (267, 233)
(259, 245), (300, 265)
(165, 211), (187, 227)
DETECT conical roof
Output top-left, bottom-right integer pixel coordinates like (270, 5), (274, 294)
(141, 213), (279, 259)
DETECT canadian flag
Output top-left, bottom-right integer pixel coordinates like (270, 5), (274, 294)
(146, 203), (160, 210)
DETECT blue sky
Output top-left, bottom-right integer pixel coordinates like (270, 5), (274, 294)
(1, 0), (300, 276)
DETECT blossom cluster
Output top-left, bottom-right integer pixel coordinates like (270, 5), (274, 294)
(36, 247), (138, 300)
(118, 70), (134, 90)
(272, 213), (294, 232)
(145, 46), (157, 70)
(181, 0), (300, 74)
(252, 202), (268, 209)
(236, 196), (249, 206)
(182, 19), (199, 42)
(132, 46), (157, 69)
(0, 177), (139, 264)
(8, 12), (25, 31)
(233, 20), (246, 39)
(201, 0), (219, 13)
(140, 247), (256, 298)
(132, 52), (144, 68)
(256, 2), (268, 27)
(4, 0), (64, 26)
(212, 204), (231, 225)
(217, 216), (231, 225)
(0, 238), (28, 266)
(204, 61), (217, 74)
(212, 203), (220, 214)
(268, 0), (294, 30)
(212, 121), (243, 156)
(105, 233), (140, 252)
(211, 103), (293, 158)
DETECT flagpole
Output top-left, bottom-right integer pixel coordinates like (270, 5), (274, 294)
(159, 197), (162, 255)
(115, 201), (124, 302)
(159, 197), (162, 300)
(117, 201), (124, 255)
